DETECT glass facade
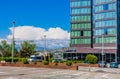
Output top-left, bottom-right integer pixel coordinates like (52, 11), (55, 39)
(70, 0), (91, 45)
(70, 0), (118, 46)
(70, 0), (120, 62)
(93, 0), (117, 44)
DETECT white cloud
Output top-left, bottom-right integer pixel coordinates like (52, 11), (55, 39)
(7, 26), (70, 49)
(7, 26), (70, 40)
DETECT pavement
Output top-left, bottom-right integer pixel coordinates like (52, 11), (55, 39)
(0, 66), (120, 79)
(78, 66), (120, 74)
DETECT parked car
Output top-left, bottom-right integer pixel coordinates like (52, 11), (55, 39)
(52, 58), (63, 63)
(110, 62), (120, 68)
(28, 55), (43, 62)
(98, 61), (107, 67)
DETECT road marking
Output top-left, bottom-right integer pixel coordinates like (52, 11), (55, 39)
(72, 72), (86, 76)
(102, 74), (108, 78)
(6, 77), (17, 79)
(0, 72), (6, 73)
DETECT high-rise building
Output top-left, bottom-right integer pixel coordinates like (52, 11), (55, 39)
(69, 0), (120, 62)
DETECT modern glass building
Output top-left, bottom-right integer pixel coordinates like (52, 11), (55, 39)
(69, 0), (120, 62)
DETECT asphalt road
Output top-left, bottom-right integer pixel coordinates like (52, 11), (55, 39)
(0, 66), (120, 79)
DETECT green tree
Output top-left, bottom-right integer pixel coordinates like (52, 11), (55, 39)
(0, 40), (18, 57)
(0, 40), (12, 57)
(85, 54), (98, 64)
(19, 41), (36, 57)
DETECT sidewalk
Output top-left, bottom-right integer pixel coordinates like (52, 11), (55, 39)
(78, 66), (120, 74)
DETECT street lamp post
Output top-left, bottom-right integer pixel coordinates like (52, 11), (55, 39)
(115, 41), (117, 62)
(44, 35), (46, 60)
(44, 35), (46, 53)
(12, 21), (15, 63)
(102, 34), (104, 67)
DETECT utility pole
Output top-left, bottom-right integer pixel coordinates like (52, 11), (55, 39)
(12, 21), (15, 63)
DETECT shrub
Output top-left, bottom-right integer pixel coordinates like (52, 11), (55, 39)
(0, 57), (11, 62)
(14, 58), (19, 62)
(0, 57), (5, 61)
(49, 58), (54, 62)
(73, 60), (77, 63)
(18, 58), (23, 62)
(66, 61), (72, 66)
(85, 54), (98, 64)
(54, 62), (58, 66)
(0, 57), (21, 62)
(43, 61), (49, 65)
(22, 58), (29, 64)
(77, 60), (84, 63)
(34, 62), (37, 64)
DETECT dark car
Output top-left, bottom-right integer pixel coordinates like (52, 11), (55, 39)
(110, 62), (120, 68)
(98, 61), (107, 67)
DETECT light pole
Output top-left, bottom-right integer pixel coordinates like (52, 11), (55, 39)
(102, 34), (104, 67)
(12, 21), (15, 63)
(115, 39), (117, 62)
(44, 35), (46, 53)
(44, 35), (46, 60)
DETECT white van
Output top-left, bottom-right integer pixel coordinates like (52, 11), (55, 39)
(28, 55), (43, 62)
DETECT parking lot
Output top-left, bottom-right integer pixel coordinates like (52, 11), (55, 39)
(0, 66), (120, 79)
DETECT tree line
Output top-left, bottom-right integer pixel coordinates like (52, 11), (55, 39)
(0, 40), (36, 58)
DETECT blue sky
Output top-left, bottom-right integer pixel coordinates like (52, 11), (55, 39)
(0, 0), (70, 39)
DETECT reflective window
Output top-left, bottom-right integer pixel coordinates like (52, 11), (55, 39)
(95, 20), (117, 27)
(95, 37), (116, 43)
(71, 0), (90, 7)
(71, 16), (91, 22)
(84, 31), (91, 36)
(71, 31), (81, 37)
(71, 8), (90, 14)
(94, 3), (116, 12)
(95, 28), (116, 36)
(94, 0), (116, 5)
(108, 28), (117, 34)
(94, 12), (116, 20)
(71, 31), (91, 37)
(71, 38), (91, 44)
(71, 23), (91, 29)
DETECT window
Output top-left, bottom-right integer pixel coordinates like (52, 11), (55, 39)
(103, 4), (108, 10)
(81, 31), (83, 36)
(70, 1), (91, 7)
(94, 3), (116, 12)
(95, 20), (117, 27)
(71, 8), (90, 14)
(71, 23), (91, 29)
(95, 37), (117, 43)
(71, 38), (91, 44)
(84, 31), (91, 36)
(94, 0), (116, 5)
(71, 31), (81, 37)
(94, 12), (117, 20)
(71, 16), (91, 22)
